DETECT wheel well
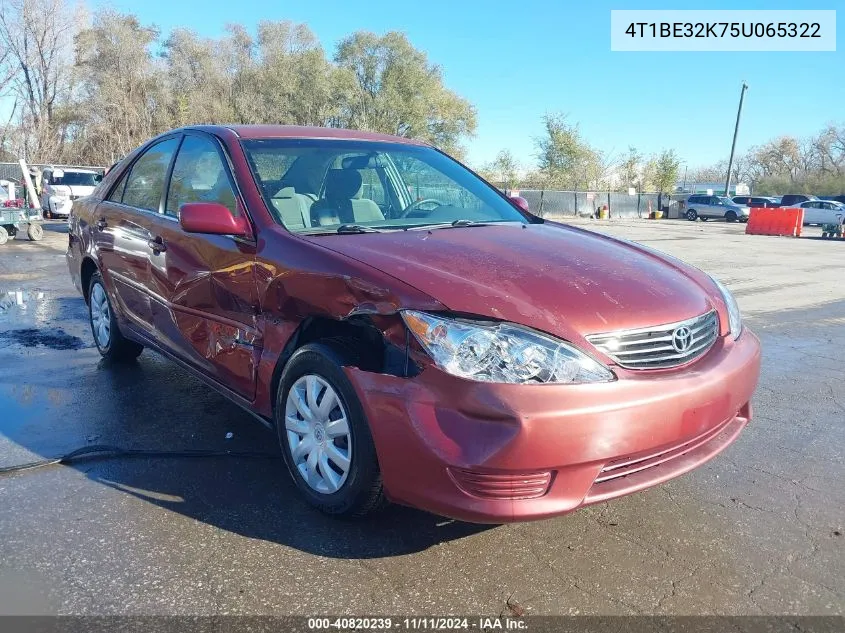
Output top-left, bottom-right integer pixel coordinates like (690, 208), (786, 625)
(80, 257), (98, 304)
(269, 314), (410, 416)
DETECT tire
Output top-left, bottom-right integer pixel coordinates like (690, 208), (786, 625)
(276, 342), (385, 517)
(0, 226), (8, 245)
(686, 209), (698, 221)
(26, 223), (43, 241)
(88, 271), (144, 361)
(725, 211), (738, 223)
(700, 217), (709, 222)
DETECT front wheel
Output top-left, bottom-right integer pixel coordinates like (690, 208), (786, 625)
(88, 271), (143, 361)
(27, 223), (43, 241)
(725, 211), (738, 223)
(686, 209), (698, 221)
(276, 343), (385, 517)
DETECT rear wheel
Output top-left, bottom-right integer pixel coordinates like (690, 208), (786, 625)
(700, 217), (709, 222)
(276, 343), (385, 517)
(686, 209), (698, 221)
(88, 271), (143, 361)
(0, 226), (8, 245)
(725, 211), (738, 223)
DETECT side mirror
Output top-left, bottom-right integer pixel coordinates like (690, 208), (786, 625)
(179, 202), (248, 236)
(510, 196), (530, 213)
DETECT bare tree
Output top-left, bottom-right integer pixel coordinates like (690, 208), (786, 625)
(0, 0), (82, 160)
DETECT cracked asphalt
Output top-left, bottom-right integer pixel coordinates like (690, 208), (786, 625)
(0, 218), (842, 616)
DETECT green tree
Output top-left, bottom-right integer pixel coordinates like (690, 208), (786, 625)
(653, 149), (681, 194)
(618, 146), (641, 191)
(480, 149), (520, 189)
(534, 113), (604, 189)
(333, 31), (476, 154)
(72, 11), (167, 164)
(162, 29), (235, 126)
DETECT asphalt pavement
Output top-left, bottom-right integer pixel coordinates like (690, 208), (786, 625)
(0, 218), (842, 616)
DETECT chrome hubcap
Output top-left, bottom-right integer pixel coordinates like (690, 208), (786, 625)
(90, 283), (111, 348)
(285, 374), (352, 494)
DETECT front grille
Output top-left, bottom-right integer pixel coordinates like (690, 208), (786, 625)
(594, 416), (732, 484)
(586, 310), (719, 370)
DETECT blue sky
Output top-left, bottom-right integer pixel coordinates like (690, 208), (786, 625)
(84, 0), (842, 169)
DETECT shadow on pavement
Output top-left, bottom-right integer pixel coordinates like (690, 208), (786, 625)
(0, 318), (494, 558)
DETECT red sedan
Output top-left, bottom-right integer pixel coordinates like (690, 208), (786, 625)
(66, 125), (761, 522)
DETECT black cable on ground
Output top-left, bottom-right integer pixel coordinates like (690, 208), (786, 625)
(0, 444), (279, 475)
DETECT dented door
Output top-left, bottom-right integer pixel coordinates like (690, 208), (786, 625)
(145, 133), (261, 400)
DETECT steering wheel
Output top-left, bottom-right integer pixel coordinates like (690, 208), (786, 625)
(398, 198), (445, 218)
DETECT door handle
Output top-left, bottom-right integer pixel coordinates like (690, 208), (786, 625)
(96, 218), (107, 230)
(147, 237), (167, 253)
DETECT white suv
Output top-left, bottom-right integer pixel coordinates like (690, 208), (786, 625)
(685, 195), (750, 223)
(40, 167), (101, 219)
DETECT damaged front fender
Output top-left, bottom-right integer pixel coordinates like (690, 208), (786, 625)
(251, 229), (446, 418)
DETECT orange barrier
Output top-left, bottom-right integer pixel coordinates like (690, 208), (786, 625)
(745, 207), (804, 237)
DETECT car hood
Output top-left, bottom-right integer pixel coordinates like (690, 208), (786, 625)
(306, 223), (717, 343)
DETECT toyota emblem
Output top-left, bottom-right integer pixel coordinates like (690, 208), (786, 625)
(672, 326), (693, 353)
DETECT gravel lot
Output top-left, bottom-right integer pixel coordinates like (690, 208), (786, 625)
(0, 218), (842, 616)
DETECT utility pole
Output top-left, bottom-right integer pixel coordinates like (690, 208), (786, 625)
(724, 81), (748, 197)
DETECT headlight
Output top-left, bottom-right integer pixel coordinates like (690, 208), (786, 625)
(402, 310), (615, 384)
(711, 277), (742, 339)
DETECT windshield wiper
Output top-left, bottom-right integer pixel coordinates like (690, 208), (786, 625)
(336, 224), (381, 234)
(450, 219), (488, 227)
(405, 219), (497, 231)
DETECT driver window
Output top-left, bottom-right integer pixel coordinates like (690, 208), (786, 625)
(166, 135), (238, 217)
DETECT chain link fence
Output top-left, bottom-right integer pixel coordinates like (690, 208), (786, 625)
(517, 189), (677, 219)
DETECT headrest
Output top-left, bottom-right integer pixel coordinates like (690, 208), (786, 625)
(276, 186), (296, 199)
(324, 169), (362, 200)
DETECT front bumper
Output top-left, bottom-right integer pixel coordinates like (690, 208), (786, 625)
(347, 329), (761, 523)
(48, 198), (72, 216)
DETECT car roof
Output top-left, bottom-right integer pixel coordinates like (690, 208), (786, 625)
(47, 167), (99, 174)
(186, 124), (429, 146)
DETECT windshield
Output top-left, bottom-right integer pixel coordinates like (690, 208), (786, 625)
(241, 139), (527, 233)
(51, 171), (100, 187)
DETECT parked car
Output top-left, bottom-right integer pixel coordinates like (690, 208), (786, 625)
(819, 195), (845, 205)
(40, 167), (102, 219)
(685, 195), (750, 222)
(793, 199), (845, 225)
(66, 125), (761, 522)
(778, 194), (817, 207)
(731, 196), (779, 208)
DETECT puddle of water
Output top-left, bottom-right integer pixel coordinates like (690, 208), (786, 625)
(0, 327), (86, 350)
(0, 290), (45, 310)
(0, 289), (50, 323)
(0, 289), (90, 349)
(0, 288), (87, 326)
